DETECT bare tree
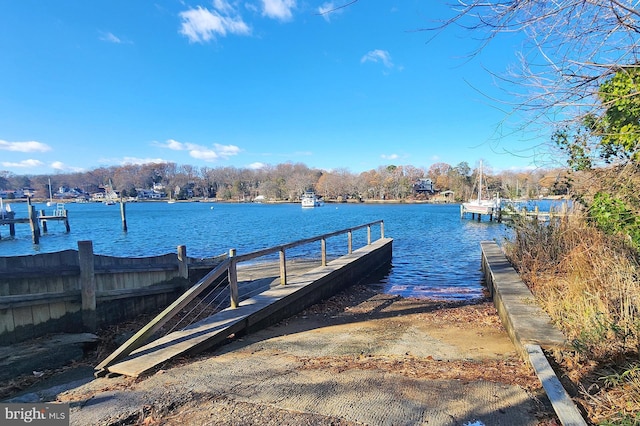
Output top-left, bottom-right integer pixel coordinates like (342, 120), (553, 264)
(436, 1), (640, 132)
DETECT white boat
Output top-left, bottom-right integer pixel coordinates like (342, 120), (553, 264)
(301, 191), (323, 208)
(104, 179), (118, 205)
(462, 160), (501, 216)
(0, 197), (14, 220)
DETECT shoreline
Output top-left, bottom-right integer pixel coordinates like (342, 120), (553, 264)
(3, 195), (569, 206)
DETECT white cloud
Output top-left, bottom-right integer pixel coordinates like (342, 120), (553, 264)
(214, 143), (241, 158)
(213, 0), (235, 15)
(179, 6), (250, 43)
(51, 161), (85, 172)
(0, 140), (52, 153)
(156, 139), (240, 161)
(100, 32), (121, 43)
(381, 153), (399, 160)
(261, 0), (296, 21)
(1, 159), (44, 168)
(121, 157), (168, 165)
(163, 139), (186, 150)
(190, 147), (220, 160)
(248, 162), (267, 169)
(317, 2), (342, 22)
(361, 49), (394, 68)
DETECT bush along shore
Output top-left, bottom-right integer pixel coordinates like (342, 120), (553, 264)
(505, 210), (640, 425)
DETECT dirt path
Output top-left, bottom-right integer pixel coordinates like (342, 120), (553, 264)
(59, 284), (557, 425)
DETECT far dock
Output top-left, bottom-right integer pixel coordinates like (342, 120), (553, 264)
(461, 200), (571, 223)
(0, 200), (70, 243)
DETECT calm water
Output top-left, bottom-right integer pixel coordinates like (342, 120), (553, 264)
(0, 201), (511, 300)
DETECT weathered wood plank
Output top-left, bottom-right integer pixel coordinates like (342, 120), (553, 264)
(0, 308), (15, 333)
(31, 303), (51, 326)
(12, 306), (34, 331)
(0, 291), (81, 309)
(48, 274), (67, 320)
(527, 344), (587, 426)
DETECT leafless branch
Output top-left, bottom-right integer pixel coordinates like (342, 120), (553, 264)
(315, 0), (359, 16)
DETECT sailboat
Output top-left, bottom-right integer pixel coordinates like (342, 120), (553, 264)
(104, 179), (117, 205)
(462, 160), (501, 215)
(47, 178), (53, 207)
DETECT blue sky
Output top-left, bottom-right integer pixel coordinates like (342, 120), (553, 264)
(0, 1), (549, 177)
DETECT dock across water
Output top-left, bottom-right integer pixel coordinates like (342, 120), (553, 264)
(0, 200), (70, 242)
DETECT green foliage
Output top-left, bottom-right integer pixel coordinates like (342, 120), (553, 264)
(590, 192), (640, 249)
(595, 68), (640, 162)
(553, 126), (593, 171)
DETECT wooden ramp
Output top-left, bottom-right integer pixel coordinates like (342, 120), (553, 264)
(102, 238), (392, 377)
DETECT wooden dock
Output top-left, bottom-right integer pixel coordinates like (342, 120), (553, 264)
(0, 201), (70, 242)
(460, 203), (501, 222)
(96, 221), (392, 378)
(461, 201), (571, 223)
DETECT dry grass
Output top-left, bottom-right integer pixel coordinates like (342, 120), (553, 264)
(505, 212), (640, 423)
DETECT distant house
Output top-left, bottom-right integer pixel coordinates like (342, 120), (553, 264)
(136, 189), (164, 200)
(414, 178), (435, 194)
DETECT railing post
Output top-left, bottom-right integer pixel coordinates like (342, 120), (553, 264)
(321, 238), (327, 266)
(78, 240), (97, 332)
(279, 248), (287, 286)
(380, 221), (384, 239)
(228, 249), (239, 308)
(177, 245), (188, 279)
(347, 230), (352, 254)
(367, 225), (371, 245)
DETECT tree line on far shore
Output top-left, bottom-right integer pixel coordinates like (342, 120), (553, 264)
(0, 160), (569, 202)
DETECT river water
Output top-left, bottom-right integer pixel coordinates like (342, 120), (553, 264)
(0, 201), (511, 301)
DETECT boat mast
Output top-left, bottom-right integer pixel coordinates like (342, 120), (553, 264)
(477, 160), (483, 202)
(47, 177), (53, 206)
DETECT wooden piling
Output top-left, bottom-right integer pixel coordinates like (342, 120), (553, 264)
(120, 198), (127, 232)
(78, 240), (97, 332)
(28, 203), (40, 244)
(177, 245), (188, 279)
(40, 209), (48, 233)
(63, 210), (70, 232)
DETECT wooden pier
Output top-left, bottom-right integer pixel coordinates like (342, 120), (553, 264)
(461, 201), (571, 223)
(96, 221), (391, 378)
(460, 203), (501, 222)
(0, 200), (70, 243)
(499, 202), (571, 222)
